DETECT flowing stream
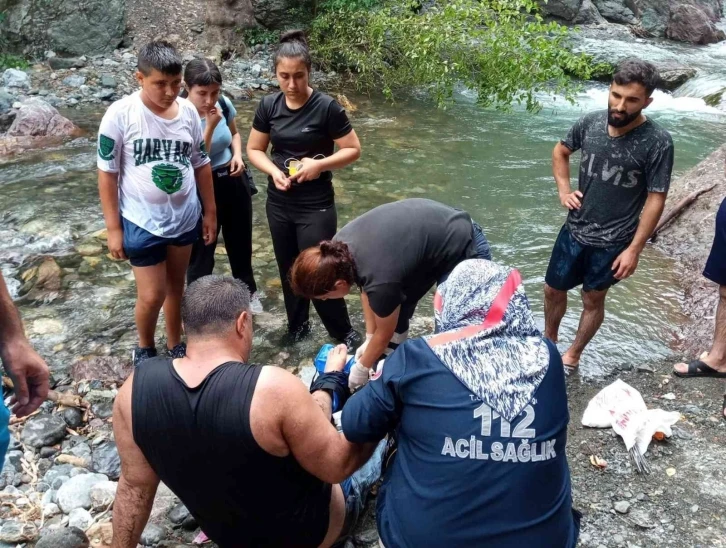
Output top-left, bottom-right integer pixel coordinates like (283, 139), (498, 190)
(1, 37), (725, 378)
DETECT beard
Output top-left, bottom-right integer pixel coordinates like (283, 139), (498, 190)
(607, 107), (641, 128)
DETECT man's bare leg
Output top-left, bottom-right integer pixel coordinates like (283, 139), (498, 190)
(132, 263), (167, 348)
(544, 284), (568, 344)
(674, 285), (726, 418)
(561, 288), (608, 368)
(163, 244), (193, 350)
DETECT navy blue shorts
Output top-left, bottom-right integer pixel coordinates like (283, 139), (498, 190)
(704, 197), (726, 286)
(122, 217), (201, 268)
(545, 225), (628, 292)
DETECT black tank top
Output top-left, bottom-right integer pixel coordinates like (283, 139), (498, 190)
(132, 358), (332, 547)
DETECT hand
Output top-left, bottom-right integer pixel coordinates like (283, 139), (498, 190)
(107, 227), (127, 260)
(229, 155), (246, 177)
(289, 157), (323, 184)
(612, 246), (640, 280)
(354, 334), (373, 362)
(272, 169), (291, 192)
(206, 107), (224, 130)
(1, 341), (50, 417)
(559, 190), (583, 210)
(348, 362), (371, 392)
(325, 344), (348, 373)
(202, 214), (217, 246)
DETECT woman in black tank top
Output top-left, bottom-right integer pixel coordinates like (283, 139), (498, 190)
(246, 30), (363, 348)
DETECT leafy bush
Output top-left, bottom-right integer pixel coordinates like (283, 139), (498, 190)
(310, 0), (605, 110)
(242, 28), (280, 47)
(0, 54), (30, 71)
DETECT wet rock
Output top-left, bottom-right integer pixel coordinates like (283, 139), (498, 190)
(140, 523), (167, 546)
(43, 502), (61, 517)
(539, 0), (582, 20)
(72, 356), (132, 384)
(574, 0), (605, 24)
(100, 74), (117, 88)
(48, 57), (86, 70)
(666, 5), (726, 45)
(89, 480), (117, 510)
(91, 441), (120, 480)
(21, 414), (68, 448)
(657, 63), (698, 91)
(62, 74), (86, 88)
(0, 520), (38, 543)
(85, 389), (116, 419)
(614, 500), (631, 514)
(44, 464), (74, 485)
(592, 0), (636, 24)
(35, 526), (90, 548)
(7, 99), (78, 138)
(40, 446), (59, 459)
(68, 507), (93, 530)
(52, 476), (70, 490)
(3, 69), (30, 89)
(168, 502), (190, 525)
(56, 472), (108, 513)
(181, 514), (198, 530)
(62, 407), (85, 429)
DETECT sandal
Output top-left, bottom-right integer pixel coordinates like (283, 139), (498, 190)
(673, 359), (726, 378)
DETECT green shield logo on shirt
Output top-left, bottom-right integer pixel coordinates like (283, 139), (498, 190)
(200, 139), (208, 159)
(151, 163), (184, 194)
(98, 134), (115, 161)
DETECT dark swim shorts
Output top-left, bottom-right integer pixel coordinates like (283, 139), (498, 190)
(122, 217), (201, 268)
(703, 197), (726, 286)
(545, 224), (628, 292)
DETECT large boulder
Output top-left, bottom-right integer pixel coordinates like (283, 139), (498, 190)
(574, 0), (607, 24)
(204, 0), (256, 54)
(656, 62), (698, 91)
(2, 68), (30, 89)
(592, 0), (638, 24)
(666, 4), (726, 44)
(252, 0), (316, 29)
(0, 0), (126, 57)
(6, 99), (78, 138)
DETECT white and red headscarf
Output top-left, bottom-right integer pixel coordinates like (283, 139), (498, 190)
(427, 259), (550, 422)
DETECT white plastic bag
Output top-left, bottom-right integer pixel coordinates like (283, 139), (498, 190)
(582, 379), (680, 455)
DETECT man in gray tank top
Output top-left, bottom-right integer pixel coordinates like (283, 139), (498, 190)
(111, 276), (384, 547)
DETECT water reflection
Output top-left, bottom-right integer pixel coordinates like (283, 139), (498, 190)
(1, 89), (722, 377)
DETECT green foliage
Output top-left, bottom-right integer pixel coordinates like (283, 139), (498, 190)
(310, 0), (601, 110)
(242, 28), (280, 47)
(0, 54), (29, 71)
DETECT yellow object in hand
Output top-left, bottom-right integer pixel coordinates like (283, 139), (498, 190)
(288, 160), (302, 176)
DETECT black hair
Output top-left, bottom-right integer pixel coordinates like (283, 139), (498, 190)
(612, 58), (660, 96)
(180, 58), (223, 98)
(182, 275), (251, 337)
(273, 29), (312, 71)
(137, 40), (183, 76)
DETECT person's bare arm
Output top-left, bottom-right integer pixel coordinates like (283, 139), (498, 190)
(552, 142), (581, 210)
(360, 292), (377, 337)
(258, 367), (375, 485)
(0, 273), (49, 417)
(228, 118), (245, 176)
(246, 128), (290, 191)
(358, 306), (400, 370)
(291, 130), (362, 184)
(194, 164), (217, 246)
(612, 192), (667, 280)
(111, 377), (160, 548)
(98, 170), (126, 260)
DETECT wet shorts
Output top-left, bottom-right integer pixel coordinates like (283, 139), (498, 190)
(703, 197), (726, 286)
(122, 217), (201, 268)
(545, 225), (628, 292)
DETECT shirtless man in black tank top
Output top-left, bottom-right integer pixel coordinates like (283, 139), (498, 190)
(111, 276), (381, 548)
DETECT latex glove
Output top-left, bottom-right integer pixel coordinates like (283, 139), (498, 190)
(348, 362), (371, 392)
(354, 333), (374, 362)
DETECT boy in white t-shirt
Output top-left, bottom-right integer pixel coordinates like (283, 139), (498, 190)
(97, 41), (216, 366)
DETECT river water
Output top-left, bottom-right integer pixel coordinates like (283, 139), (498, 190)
(1, 40), (725, 379)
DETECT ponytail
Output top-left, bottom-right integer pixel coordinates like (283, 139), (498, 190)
(290, 241), (356, 299)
